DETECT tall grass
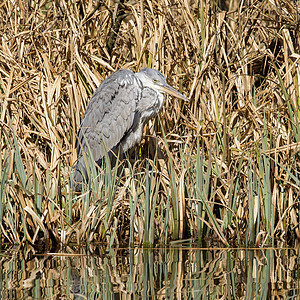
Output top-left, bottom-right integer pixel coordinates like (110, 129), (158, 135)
(0, 0), (299, 247)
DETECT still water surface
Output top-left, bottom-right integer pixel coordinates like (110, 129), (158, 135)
(1, 246), (299, 299)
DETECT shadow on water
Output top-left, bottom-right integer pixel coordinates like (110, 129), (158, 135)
(0, 245), (299, 299)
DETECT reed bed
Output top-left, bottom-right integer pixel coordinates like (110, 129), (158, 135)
(0, 0), (299, 248)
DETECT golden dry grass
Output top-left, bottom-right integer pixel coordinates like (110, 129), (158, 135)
(0, 0), (299, 248)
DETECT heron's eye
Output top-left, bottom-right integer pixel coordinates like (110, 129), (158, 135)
(153, 79), (157, 83)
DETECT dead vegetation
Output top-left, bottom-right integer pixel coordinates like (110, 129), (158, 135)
(0, 0), (299, 248)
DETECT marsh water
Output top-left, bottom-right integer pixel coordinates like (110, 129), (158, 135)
(1, 245), (299, 299)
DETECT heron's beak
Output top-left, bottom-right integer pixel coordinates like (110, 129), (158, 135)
(159, 84), (189, 102)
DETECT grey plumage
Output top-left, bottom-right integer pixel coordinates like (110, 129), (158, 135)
(73, 68), (187, 186)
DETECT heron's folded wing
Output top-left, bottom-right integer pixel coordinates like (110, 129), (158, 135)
(76, 69), (142, 162)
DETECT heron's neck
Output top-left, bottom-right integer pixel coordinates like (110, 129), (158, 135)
(138, 88), (165, 123)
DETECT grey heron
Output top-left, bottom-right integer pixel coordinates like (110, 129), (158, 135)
(73, 68), (188, 187)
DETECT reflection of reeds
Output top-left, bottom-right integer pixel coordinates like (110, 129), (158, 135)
(0, 1), (299, 247)
(1, 247), (299, 298)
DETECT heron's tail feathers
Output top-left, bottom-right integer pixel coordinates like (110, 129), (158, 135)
(72, 160), (87, 192)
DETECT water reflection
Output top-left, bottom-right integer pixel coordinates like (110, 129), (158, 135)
(0, 246), (299, 299)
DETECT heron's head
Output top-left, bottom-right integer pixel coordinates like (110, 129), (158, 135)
(136, 68), (188, 101)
